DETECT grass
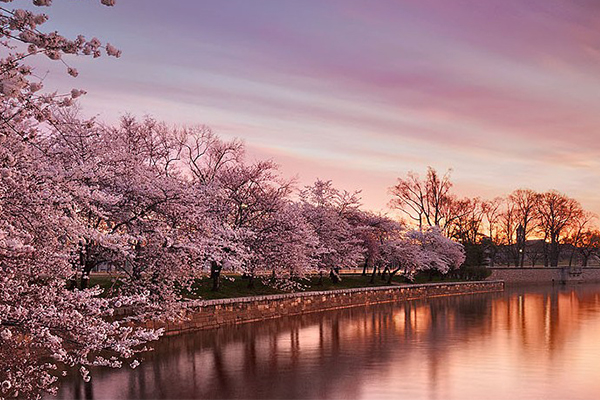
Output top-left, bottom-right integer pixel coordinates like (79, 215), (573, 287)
(181, 273), (395, 300)
(187, 277), (285, 300)
(87, 271), (470, 300)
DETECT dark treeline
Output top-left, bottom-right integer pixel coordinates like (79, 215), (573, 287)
(390, 167), (599, 268)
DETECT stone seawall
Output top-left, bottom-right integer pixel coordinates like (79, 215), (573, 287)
(489, 267), (600, 285)
(149, 281), (504, 336)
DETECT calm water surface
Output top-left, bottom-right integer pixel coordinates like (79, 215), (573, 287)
(56, 284), (600, 399)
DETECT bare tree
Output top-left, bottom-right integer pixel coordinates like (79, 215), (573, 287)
(482, 197), (504, 266)
(446, 197), (485, 244)
(389, 167), (457, 231)
(526, 240), (545, 267)
(499, 200), (520, 267)
(508, 189), (539, 267)
(535, 190), (583, 267)
(574, 229), (600, 267)
(566, 211), (596, 266)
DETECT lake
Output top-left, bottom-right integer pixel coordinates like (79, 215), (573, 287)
(55, 284), (600, 399)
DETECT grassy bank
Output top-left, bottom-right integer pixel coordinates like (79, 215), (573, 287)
(189, 274), (397, 300)
(88, 271), (479, 300)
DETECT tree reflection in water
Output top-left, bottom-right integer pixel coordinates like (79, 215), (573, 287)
(55, 284), (600, 400)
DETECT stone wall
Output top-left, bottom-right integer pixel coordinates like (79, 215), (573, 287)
(149, 281), (504, 336)
(489, 267), (600, 285)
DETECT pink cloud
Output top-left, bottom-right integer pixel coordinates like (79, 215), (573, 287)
(31, 0), (600, 215)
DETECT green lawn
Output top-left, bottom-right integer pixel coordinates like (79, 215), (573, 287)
(87, 271), (470, 300)
(184, 273), (396, 300)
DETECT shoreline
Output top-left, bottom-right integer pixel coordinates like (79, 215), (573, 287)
(145, 280), (505, 336)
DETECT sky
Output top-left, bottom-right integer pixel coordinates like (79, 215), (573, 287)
(28, 0), (600, 215)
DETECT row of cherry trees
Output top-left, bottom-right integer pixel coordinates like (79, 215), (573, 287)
(0, 1), (169, 398)
(2, 111), (467, 398)
(51, 115), (465, 290)
(390, 167), (599, 267)
(0, 1), (466, 398)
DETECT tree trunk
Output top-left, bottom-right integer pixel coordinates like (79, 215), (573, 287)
(489, 247), (496, 268)
(329, 268), (341, 284)
(583, 254), (589, 267)
(79, 260), (95, 289)
(381, 267), (389, 281)
(80, 271), (90, 289)
(247, 274), (255, 289)
(369, 263), (377, 284)
(317, 271), (324, 285)
(568, 247), (576, 267)
(78, 243), (95, 289)
(210, 260), (222, 291)
(549, 239), (560, 267)
(67, 277), (77, 291)
(387, 267), (401, 284)
(361, 255), (370, 276)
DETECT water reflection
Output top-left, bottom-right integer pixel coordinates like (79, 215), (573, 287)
(56, 284), (600, 400)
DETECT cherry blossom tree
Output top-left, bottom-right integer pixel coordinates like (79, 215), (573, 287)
(351, 211), (403, 276)
(0, 2), (178, 398)
(46, 114), (213, 304)
(0, 1), (489, 398)
(408, 227), (466, 275)
(1, 0), (120, 136)
(137, 119), (250, 290)
(379, 236), (422, 283)
(347, 211), (406, 283)
(244, 202), (318, 290)
(0, 104), (172, 400)
(217, 159), (318, 288)
(300, 180), (363, 283)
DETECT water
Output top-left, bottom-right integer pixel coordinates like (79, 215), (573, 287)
(56, 284), (600, 399)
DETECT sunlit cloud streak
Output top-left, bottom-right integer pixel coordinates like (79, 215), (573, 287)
(31, 0), (600, 214)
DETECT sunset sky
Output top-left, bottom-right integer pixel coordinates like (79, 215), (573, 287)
(35, 0), (600, 215)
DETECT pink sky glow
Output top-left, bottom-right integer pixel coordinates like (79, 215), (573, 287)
(31, 0), (600, 215)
